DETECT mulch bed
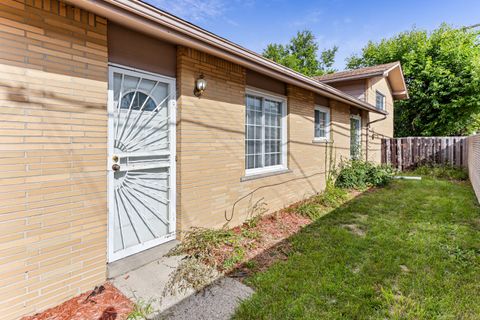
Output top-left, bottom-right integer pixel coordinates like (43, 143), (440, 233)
(232, 210), (312, 278)
(21, 283), (133, 320)
(209, 208), (313, 278)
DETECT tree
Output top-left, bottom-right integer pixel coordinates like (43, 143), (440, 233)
(346, 24), (480, 137)
(263, 30), (338, 77)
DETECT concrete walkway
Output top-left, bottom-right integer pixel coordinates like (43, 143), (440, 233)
(155, 277), (254, 320)
(110, 241), (253, 319)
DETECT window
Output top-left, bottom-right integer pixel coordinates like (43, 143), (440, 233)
(350, 115), (362, 159)
(375, 91), (385, 110)
(245, 90), (287, 175)
(314, 106), (330, 141)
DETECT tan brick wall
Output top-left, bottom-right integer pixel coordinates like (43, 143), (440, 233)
(468, 134), (480, 202)
(176, 46), (354, 232)
(0, 1), (108, 319)
(366, 76), (394, 163)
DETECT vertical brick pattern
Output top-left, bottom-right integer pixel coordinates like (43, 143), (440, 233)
(176, 47), (354, 233)
(0, 1), (108, 319)
(468, 134), (480, 202)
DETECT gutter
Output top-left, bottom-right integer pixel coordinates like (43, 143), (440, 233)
(320, 71), (385, 83)
(66, 0), (386, 115)
(365, 114), (388, 161)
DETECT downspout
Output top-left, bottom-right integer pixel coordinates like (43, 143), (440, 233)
(365, 114), (388, 162)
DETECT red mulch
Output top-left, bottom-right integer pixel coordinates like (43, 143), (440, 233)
(205, 207), (313, 277)
(21, 283), (133, 320)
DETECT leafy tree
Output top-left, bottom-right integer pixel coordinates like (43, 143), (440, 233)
(347, 24), (480, 137)
(263, 30), (338, 76)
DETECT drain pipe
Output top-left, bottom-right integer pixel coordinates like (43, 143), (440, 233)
(365, 114), (388, 162)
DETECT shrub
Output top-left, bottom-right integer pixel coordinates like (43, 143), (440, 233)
(335, 160), (395, 190)
(411, 164), (468, 181)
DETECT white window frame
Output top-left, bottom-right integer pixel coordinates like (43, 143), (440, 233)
(350, 114), (362, 159)
(376, 90), (385, 110)
(313, 105), (331, 142)
(245, 88), (288, 176)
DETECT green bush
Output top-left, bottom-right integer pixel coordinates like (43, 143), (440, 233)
(411, 165), (468, 181)
(335, 160), (395, 190)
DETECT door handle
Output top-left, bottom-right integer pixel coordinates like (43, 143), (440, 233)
(112, 164), (120, 171)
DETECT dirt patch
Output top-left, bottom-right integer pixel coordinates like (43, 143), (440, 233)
(21, 283), (133, 320)
(342, 224), (366, 237)
(400, 265), (410, 273)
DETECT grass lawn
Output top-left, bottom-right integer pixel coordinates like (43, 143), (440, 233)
(233, 178), (480, 319)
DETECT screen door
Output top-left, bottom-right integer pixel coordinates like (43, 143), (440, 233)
(107, 65), (176, 262)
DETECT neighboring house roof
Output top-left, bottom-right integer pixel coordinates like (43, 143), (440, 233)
(67, 0), (387, 115)
(314, 62), (409, 100)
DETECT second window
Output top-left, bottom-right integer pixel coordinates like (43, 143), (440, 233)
(314, 105), (330, 141)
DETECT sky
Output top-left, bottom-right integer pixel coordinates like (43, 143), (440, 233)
(144, 0), (480, 70)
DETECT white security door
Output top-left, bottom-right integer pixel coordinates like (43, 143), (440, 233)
(107, 65), (176, 262)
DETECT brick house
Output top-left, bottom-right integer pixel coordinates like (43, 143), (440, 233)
(0, 1), (407, 318)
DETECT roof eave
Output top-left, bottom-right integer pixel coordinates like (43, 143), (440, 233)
(319, 71), (385, 83)
(66, 0), (385, 115)
(384, 63), (409, 100)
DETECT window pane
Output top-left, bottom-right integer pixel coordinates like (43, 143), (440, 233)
(254, 154), (263, 168)
(246, 110), (255, 125)
(376, 92), (384, 110)
(315, 109), (328, 138)
(255, 125), (262, 139)
(246, 140), (254, 155)
(247, 126), (254, 139)
(246, 155), (254, 169)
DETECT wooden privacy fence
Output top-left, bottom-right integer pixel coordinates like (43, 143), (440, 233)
(381, 136), (468, 170)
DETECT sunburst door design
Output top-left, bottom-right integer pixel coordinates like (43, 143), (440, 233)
(107, 66), (176, 262)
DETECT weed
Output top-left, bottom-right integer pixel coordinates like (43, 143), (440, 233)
(223, 247), (246, 270)
(169, 228), (238, 261)
(315, 183), (348, 207)
(163, 256), (220, 296)
(241, 228), (261, 240)
(244, 260), (257, 269)
(297, 202), (322, 220)
(244, 213), (262, 229)
(127, 299), (155, 320)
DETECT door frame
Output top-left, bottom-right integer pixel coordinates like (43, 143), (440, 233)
(107, 63), (177, 262)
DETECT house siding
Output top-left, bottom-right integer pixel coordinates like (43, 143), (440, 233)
(329, 79), (366, 101)
(366, 76), (394, 163)
(0, 1), (108, 319)
(175, 46), (356, 233)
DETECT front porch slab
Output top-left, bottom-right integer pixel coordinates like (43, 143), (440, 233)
(109, 241), (253, 319)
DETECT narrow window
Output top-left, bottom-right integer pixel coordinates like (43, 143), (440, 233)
(376, 91), (385, 110)
(314, 106), (330, 141)
(350, 115), (362, 159)
(245, 91), (287, 175)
